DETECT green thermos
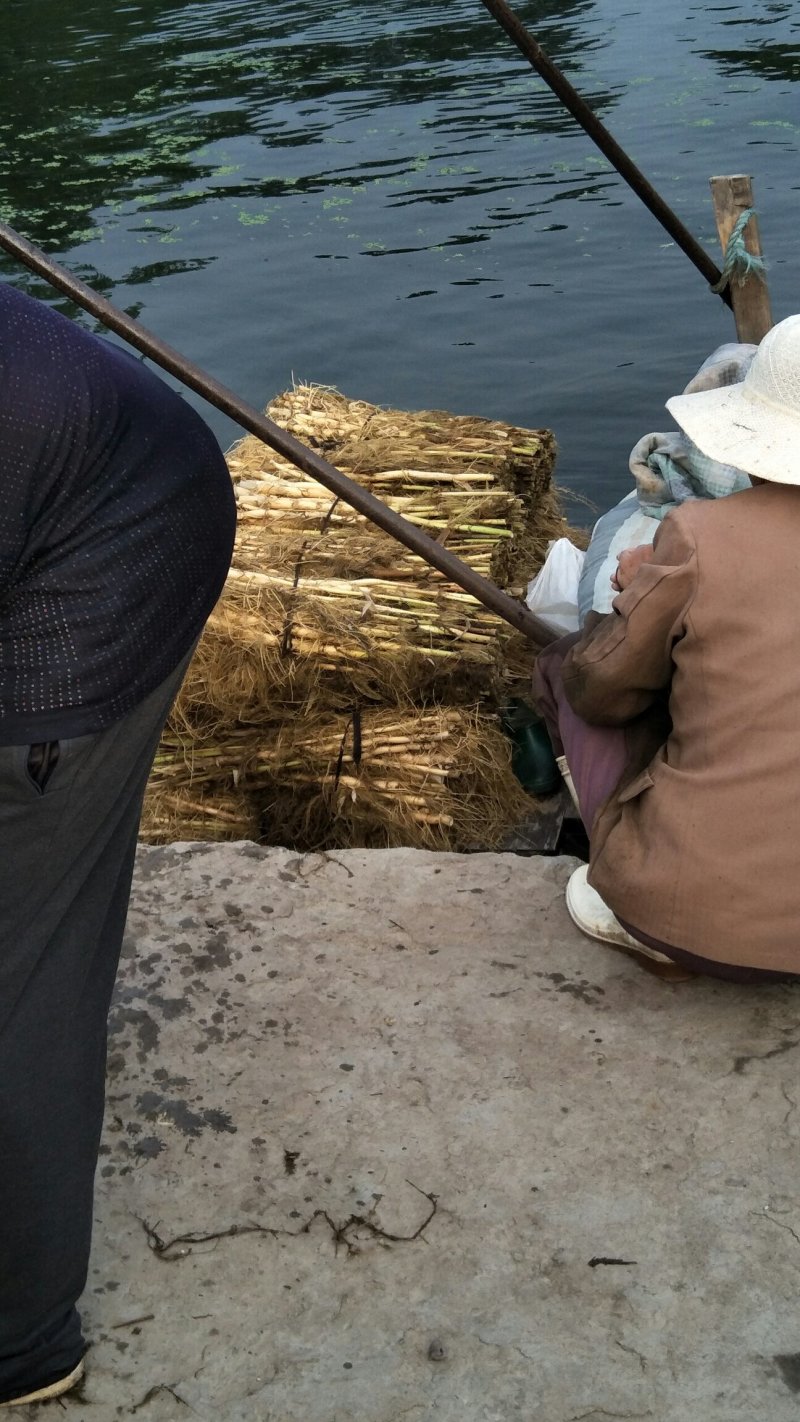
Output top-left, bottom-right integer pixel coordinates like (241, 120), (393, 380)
(502, 698), (561, 796)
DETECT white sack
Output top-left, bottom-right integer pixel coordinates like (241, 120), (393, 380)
(525, 537), (585, 636)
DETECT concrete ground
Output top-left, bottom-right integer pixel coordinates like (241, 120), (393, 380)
(44, 843), (800, 1421)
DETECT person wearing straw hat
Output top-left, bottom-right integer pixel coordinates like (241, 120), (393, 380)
(0, 283), (236, 1407)
(535, 312), (800, 983)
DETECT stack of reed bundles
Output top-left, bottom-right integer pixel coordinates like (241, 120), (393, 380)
(141, 385), (573, 852)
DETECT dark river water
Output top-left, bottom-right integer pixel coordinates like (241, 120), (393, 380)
(2, 0), (798, 516)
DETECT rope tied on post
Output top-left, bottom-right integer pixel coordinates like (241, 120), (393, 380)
(710, 208), (768, 295)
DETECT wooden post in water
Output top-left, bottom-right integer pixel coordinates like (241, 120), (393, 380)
(709, 175), (773, 343)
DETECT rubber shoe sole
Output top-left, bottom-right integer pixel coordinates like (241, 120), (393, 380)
(0, 1358), (85, 1408)
(566, 866), (695, 982)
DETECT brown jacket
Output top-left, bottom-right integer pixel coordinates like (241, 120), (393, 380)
(563, 483), (800, 973)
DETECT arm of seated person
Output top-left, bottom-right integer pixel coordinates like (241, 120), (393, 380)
(562, 511), (697, 726)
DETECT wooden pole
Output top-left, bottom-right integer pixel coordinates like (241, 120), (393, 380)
(709, 175), (773, 343)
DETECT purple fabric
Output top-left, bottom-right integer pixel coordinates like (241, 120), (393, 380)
(533, 636), (628, 834)
(615, 917), (796, 984)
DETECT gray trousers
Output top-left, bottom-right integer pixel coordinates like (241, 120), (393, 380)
(0, 656), (188, 1400)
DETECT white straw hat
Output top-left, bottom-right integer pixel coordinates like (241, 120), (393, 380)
(666, 314), (800, 485)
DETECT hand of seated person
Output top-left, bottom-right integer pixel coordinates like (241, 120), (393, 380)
(611, 543), (656, 592)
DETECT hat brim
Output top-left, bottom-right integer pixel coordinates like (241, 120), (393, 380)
(666, 385), (800, 485)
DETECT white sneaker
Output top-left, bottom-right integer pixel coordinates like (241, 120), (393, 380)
(0, 1358), (84, 1409)
(565, 865), (694, 980)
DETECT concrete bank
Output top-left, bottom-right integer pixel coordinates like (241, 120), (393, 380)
(56, 844), (800, 1420)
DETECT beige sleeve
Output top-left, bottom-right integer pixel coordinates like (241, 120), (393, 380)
(561, 511), (697, 726)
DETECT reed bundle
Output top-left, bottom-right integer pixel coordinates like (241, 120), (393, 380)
(142, 706), (534, 852)
(234, 491), (519, 583)
(174, 565), (510, 727)
(231, 384), (569, 587)
(266, 384), (555, 495)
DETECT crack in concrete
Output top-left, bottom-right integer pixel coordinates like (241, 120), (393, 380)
(137, 1180), (438, 1261)
(476, 1336), (536, 1363)
(781, 1081), (797, 1127)
(732, 1036), (800, 1075)
(615, 1340), (648, 1373)
(756, 1209), (800, 1249)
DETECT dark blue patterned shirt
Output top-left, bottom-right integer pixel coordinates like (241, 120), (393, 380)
(0, 283), (236, 744)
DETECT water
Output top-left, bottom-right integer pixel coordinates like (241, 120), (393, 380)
(2, 0), (798, 517)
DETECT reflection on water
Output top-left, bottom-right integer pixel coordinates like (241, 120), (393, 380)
(1, 0), (797, 508)
(696, 0), (799, 82)
(1, 0), (615, 251)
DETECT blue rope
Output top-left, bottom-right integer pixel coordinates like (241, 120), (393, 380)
(711, 207), (767, 294)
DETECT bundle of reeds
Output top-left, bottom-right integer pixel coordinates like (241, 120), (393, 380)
(231, 384), (569, 588)
(234, 492), (521, 584)
(141, 706), (534, 852)
(141, 385), (573, 851)
(266, 384), (555, 498)
(174, 565), (511, 729)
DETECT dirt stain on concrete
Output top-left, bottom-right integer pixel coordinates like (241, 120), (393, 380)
(135, 1091), (237, 1138)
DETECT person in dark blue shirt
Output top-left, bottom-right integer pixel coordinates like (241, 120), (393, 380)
(0, 283), (236, 1407)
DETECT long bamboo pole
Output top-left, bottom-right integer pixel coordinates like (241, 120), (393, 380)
(477, 0), (732, 306)
(0, 221), (557, 645)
